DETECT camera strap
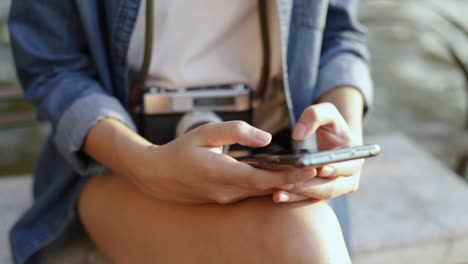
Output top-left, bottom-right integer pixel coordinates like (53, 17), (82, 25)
(256, 0), (270, 100)
(129, 0), (270, 112)
(129, 0), (154, 114)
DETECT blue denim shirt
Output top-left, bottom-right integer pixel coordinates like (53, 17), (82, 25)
(8, 0), (372, 263)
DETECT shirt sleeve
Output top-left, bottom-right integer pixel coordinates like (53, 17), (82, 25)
(314, 0), (373, 114)
(8, 0), (137, 176)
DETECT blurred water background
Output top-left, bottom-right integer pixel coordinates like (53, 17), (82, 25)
(0, 0), (467, 177)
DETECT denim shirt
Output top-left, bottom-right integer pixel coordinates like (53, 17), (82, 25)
(8, 0), (372, 263)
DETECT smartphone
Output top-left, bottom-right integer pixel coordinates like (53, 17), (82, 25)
(237, 144), (381, 170)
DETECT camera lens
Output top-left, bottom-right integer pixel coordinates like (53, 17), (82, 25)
(175, 111), (223, 137)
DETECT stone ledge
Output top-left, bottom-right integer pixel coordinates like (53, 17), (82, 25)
(351, 132), (468, 264)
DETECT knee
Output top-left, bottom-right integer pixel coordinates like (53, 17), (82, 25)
(256, 200), (351, 264)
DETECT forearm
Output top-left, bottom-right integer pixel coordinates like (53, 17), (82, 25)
(317, 86), (364, 144)
(83, 118), (153, 179)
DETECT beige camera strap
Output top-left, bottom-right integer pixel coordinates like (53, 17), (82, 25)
(129, 0), (270, 113)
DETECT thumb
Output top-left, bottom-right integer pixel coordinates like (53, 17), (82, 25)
(187, 121), (272, 148)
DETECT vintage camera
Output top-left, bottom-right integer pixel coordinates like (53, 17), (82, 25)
(139, 84), (252, 145)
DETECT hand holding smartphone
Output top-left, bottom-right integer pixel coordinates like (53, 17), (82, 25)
(237, 144), (381, 170)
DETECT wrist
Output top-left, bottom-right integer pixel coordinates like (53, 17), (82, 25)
(84, 117), (154, 179)
(112, 124), (157, 181)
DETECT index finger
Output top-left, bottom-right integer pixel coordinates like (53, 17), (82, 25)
(318, 158), (364, 178)
(187, 121), (272, 148)
(292, 103), (351, 141)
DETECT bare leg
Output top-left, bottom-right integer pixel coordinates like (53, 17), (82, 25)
(78, 173), (351, 264)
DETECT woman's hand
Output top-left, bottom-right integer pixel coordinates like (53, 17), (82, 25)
(133, 121), (317, 204)
(272, 102), (364, 203)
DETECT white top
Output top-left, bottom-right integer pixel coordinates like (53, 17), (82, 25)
(128, 0), (289, 133)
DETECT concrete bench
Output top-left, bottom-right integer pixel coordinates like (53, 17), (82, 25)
(351, 132), (468, 263)
(1, 132), (468, 263)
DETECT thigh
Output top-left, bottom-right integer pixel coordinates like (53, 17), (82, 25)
(78, 174), (350, 264)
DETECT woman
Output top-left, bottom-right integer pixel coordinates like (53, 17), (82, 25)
(8, 0), (372, 263)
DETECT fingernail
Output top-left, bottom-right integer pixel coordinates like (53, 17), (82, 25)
(320, 166), (335, 177)
(278, 192), (290, 202)
(281, 184), (295, 191)
(254, 130), (272, 145)
(293, 123), (307, 140)
(209, 147), (223, 154)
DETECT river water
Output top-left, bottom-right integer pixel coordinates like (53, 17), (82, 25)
(0, 0), (467, 176)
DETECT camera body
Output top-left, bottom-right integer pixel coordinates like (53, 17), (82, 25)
(139, 84), (252, 145)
